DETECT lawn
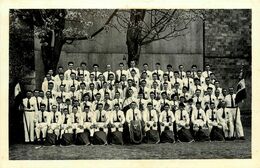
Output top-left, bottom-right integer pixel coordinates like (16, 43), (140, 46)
(9, 127), (251, 160)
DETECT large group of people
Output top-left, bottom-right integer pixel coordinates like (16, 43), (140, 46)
(21, 60), (245, 146)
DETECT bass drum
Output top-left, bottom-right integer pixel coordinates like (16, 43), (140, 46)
(129, 120), (143, 144)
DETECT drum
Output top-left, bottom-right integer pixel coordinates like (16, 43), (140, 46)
(210, 126), (225, 141)
(129, 120), (143, 144)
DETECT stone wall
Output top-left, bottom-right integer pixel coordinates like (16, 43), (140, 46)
(204, 9), (251, 112)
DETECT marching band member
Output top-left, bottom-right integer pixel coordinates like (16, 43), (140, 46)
(143, 102), (160, 144)
(191, 65), (198, 79)
(142, 63), (153, 80)
(103, 64), (115, 82)
(191, 102), (210, 141)
(90, 64), (102, 81)
(217, 100), (234, 140)
(116, 62), (128, 82)
(153, 63), (164, 81)
(48, 104), (63, 143)
(109, 103), (125, 145)
(82, 105), (95, 138)
(165, 64), (174, 81)
(77, 62), (90, 82)
(127, 60), (140, 79)
(60, 108), (74, 146)
(64, 61), (77, 80)
(42, 73), (54, 93)
(206, 102), (225, 141)
(159, 103), (175, 143)
(178, 64), (186, 79)
(224, 87), (245, 140)
(202, 64), (212, 78)
(92, 103), (110, 145)
(175, 103), (194, 142)
(35, 103), (47, 144)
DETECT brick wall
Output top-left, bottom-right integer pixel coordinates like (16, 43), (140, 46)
(204, 9), (251, 112)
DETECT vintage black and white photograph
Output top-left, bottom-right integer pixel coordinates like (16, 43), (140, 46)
(8, 8), (251, 160)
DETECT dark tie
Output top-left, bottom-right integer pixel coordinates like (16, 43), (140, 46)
(192, 72), (195, 78)
(58, 104), (61, 111)
(61, 92), (63, 101)
(197, 97), (199, 103)
(222, 108), (226, 118)
(42, 111), (44, 122)
(211, 110), (214, 121)
(149, 110), (152, 121)
(207, 70), (209, 77)
(36, 97), (39, 110)
(187, 78), (190, 90)
(61, 80), (63, 85)
(47, 98), (50, 112)
(189, 106), (193, 119)
(157, 70), (159, 80)
(99, 110), (102, 122)
(64, 114), (68, 124)
(180, 71), (183, 79)
(73, 80), (75, 86)
(180, 110), (183, 120)
(133, 109), (135, 121)
(231, 95), (234, 107)
(53, 112), (56, 123)
(95, 100), (99, 110)
(116, 111), (120, 122)
(166, 111), (169, 122)
(92, 90), (94, 101)
(197, 110), (200, 119)
(95, 72), (97, 81)
(210, 95), (212, 103)
(27, 98), (31, 109)
(120, 70), (122, 81)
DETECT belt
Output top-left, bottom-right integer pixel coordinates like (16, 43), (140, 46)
(25, 110), (35, 112)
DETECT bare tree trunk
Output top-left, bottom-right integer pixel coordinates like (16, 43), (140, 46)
(126, 9), (146, 67)
(41, 30), (64, 74)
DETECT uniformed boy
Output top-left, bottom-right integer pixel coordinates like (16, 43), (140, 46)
(127, 60), (140, 79)
(90, 64), (102, 81)
(142, 63), (153, 80)
(153, 63), (164, 81)
(178, 64), (186, 79)
(77, 62), (90, 82)
(110, 103), (126, 133)
(224, 87), (245, 140)
(93, 103), (110, 135)
(116, 62), (128, 82)
(175, 103), (194, 142)
(64, 61), (77, 80)
(143, 102), (158, 132)
(103, 64), (115, 82)
(159, 103), (175, 133)
(35, 104), (47, 144)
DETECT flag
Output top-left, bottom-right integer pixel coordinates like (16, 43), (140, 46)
(14, 82), (21, 98)
(235, 78), (247, 104)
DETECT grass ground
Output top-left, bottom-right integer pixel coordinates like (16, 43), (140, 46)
(9, 127), (251, 160)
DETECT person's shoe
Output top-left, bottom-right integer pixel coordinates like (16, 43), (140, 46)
(239, 136), (246, 140)
(230, 137), (236, 141)
(225, 137), (231, 141)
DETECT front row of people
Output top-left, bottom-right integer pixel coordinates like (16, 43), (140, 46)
(32, 98), (235, 146)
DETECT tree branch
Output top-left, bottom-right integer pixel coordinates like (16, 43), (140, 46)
(64, 9), (118, 41)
